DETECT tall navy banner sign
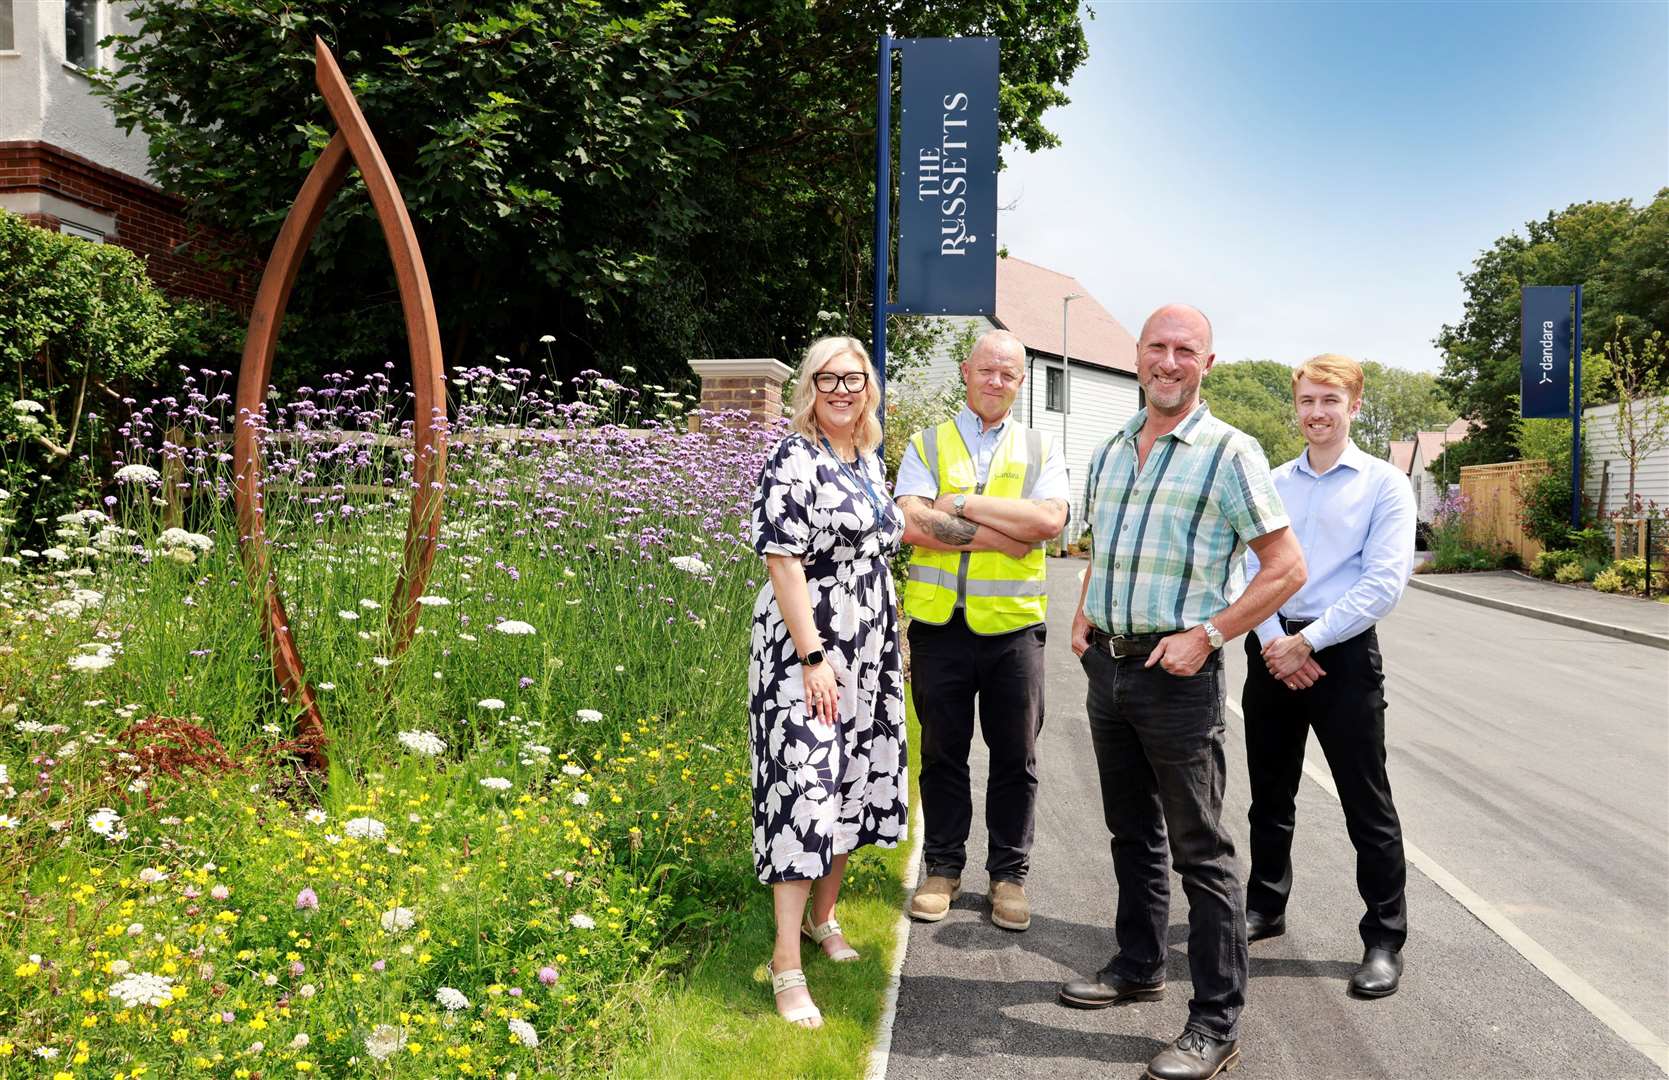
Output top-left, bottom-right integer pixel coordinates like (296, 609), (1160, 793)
(1521, 286), (1574, 419)
(894, 37), (999, 315)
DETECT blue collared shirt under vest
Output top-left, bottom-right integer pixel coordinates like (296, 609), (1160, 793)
(1083, 402), (1289, 636)
(1245, 439), (1416, 652)
(894, 405), (1069, 500)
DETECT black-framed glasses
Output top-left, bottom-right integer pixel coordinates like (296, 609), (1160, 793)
(813, 371), (869, 393)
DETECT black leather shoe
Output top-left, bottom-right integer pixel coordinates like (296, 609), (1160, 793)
(1349, 946), (1403, 997)
(1057, 965), (1166, 1009)
(1245, 909), (1285, 942)
(1144, 1029), (1241, 1080)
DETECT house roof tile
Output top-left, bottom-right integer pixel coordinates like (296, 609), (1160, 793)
(995, 257), (1137, 375)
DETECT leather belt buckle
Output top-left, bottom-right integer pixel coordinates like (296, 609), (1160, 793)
(1108, 635), (1151, 659)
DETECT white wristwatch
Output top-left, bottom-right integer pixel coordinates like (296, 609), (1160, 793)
(952, 494), (967, 517)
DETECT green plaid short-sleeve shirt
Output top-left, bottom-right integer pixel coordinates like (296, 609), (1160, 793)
(1083, 402), (1289, 635)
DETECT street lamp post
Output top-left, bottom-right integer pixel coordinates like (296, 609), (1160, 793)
(1060, 292), (1082, 553)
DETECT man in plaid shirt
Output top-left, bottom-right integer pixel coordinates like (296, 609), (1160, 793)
(1057, 304), (1307, 1080)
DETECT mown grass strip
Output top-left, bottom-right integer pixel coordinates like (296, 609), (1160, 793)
(617, 703), (923, 1080)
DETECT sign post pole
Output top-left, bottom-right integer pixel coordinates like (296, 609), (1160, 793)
(873, 33), (893, 411)
(1570, 284), (1583, 528)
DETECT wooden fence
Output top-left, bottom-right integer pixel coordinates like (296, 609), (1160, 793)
(1459, 459), (1548, 565)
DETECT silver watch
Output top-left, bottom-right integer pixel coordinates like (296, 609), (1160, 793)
(952, 494), (967, 517)
(1201, 620), (1225, 650)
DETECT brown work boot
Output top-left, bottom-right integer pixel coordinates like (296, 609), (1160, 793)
(990, 880), (1031, 931)
(908, 875), (961, 922)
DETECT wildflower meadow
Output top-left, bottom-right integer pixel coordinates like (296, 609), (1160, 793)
(0, 367), (862, 1076)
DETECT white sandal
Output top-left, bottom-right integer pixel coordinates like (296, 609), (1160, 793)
(802, 916), (861, 962)
(766, 962), (823, 1027)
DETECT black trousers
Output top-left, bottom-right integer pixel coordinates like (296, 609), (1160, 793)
(908, 612), (1046, 884)
(1242, 628), (1408, 951)
(1083, 646), (1246, 1041)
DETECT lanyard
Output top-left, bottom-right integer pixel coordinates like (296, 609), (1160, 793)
(821, 437), (889, 519)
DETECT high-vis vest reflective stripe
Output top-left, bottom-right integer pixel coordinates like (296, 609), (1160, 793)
(902, 419), (1050, 634)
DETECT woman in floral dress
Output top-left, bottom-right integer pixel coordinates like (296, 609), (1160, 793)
(749, 336), (907, 1028)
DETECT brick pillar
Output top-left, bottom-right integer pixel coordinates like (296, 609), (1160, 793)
(688, 358), (791, 424)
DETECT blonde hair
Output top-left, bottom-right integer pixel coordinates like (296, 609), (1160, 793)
(789, 336), (883, 454)
(1292, 353), (1364, 403)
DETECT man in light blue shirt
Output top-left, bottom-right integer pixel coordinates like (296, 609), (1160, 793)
(1241, 354), (1416, 1000)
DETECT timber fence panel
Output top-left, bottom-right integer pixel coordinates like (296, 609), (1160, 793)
(1460, 460), (1548, 566)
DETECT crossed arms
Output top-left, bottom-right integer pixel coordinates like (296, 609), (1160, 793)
(898, 493), (1069, 560)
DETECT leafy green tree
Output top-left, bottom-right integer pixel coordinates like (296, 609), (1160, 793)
(98, 1), (1087, 388)
(0, 210), (176, 543)
(1434, 191), (1669, 464)
(1201, 360), (1304, 465)
(1353, 362), (1454, 460)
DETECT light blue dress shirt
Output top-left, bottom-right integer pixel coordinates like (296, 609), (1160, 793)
(1245, 440), (1416, 652)
(893, 405), (1068, 501)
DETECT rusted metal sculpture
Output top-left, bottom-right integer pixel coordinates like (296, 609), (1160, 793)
(234, 38), (448, 771)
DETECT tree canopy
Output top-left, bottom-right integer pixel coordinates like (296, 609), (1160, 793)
(99, 1), (1087, 388)
(1203, 358), (1452, 466)
(1434, 189), (1669, 464)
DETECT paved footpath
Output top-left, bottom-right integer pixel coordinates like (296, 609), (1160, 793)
(884, 558), (1668, 1080)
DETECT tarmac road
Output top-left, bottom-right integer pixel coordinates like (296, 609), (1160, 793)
(885, 558), (1668, 1080)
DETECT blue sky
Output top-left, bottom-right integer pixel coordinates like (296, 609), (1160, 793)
(995, 1), (1668, 372)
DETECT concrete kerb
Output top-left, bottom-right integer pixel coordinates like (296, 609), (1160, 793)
(1406, 576), (1669, 651)
(866, 821), (924, 1080)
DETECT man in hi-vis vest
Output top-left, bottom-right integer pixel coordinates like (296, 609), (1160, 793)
(895, 329), (1069, 932)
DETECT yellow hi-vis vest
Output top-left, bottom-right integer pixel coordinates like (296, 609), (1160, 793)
(902, 419), (1050, 634)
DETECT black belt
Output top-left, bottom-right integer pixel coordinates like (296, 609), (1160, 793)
(1089, 628), (1177, 659)
(1280, 617), (1315, 636)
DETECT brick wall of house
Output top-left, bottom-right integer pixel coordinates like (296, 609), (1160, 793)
(0, 140), (257, 308)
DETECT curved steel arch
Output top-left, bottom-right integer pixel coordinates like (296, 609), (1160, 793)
(234, 38), (448, 771)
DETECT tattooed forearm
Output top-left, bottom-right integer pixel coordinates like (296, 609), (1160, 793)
(929, 513), (978, 545)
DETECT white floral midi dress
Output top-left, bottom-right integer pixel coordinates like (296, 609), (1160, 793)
(748, 433), (908, 884)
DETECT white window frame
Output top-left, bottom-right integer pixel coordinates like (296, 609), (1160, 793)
(59, 221), (106, 243)
(64, 0), (101, 69)
(1045, 366), (1064, 413)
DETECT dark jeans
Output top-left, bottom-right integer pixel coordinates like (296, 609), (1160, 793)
(1082, 645), (1245, 1041)
(1242, 629), (1408, 951)
(909, 612), (1046, 884)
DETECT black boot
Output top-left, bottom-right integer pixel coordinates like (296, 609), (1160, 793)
(1349, 946), (1403, 997)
